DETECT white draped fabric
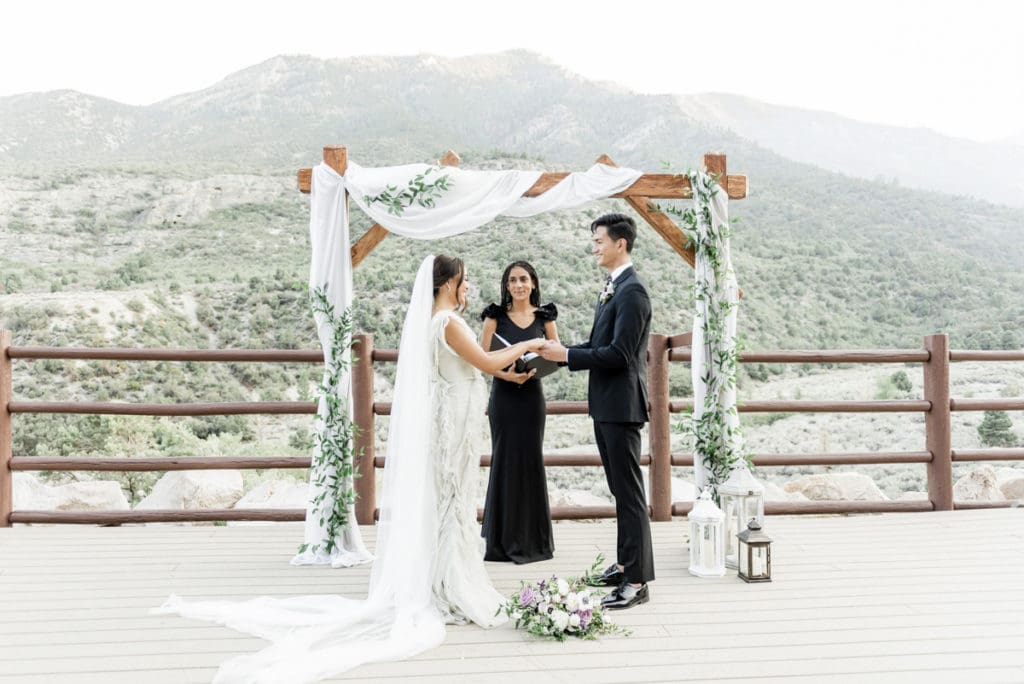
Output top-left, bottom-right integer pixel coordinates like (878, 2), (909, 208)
(689, 171), (742, 491)
(295, 161), (643, 564)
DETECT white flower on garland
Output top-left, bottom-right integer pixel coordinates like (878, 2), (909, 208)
(550, 610), (570, 631)
(564, 592), (580, 611)
(556, 578), (570, 596)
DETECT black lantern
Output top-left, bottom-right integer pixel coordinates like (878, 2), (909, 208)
(736, 519), (772, 583)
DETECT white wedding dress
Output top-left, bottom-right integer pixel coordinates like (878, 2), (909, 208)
(155, 256), (505, 683)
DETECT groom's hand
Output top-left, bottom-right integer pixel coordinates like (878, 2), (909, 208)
(538, 340), (568, 363)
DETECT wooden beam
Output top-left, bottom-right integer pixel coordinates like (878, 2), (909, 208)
(350, 150), (464, 268)
(298, 168), (748, 199)
(597, 154), (697, 269)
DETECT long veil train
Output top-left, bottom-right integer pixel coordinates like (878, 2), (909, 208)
(156, 256), (446, 683)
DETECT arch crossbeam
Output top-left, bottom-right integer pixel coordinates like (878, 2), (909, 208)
(296, 146), (746, 268)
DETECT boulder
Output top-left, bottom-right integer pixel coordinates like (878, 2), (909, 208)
(233, 480), (309, 509)
(12, 473), (59, 510)
(136, 470), (244, 510)
(995, 468), (1024, 501)
(763, 480), (808, 502)
(54, 481), (129, 510)
(953, 466), (1005, 502)
(13, 474), (129, 511)
(784, 473), (888, 501)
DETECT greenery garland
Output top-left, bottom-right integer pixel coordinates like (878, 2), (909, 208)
(298, 286), (361, 556)
(659, 171), (746, 494)
(363, 166), (452, 215)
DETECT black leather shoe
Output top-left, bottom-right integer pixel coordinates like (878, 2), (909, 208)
(601, 582), (649, 610)
(593, 563), (624, 587)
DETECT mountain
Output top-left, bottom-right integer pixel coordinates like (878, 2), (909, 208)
(675, 93), (1024, 207)
(2, 50), (1023, 358)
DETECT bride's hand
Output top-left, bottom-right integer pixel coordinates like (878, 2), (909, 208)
(524, 337), (546, 352)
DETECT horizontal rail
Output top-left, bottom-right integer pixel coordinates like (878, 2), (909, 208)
(8, 401), (314, 416)
(7, 347), (323, 362)
(950, 350), (1024, 361)
(952, 501), (1017, 510)
(669, 400), (931, 413)
(9, 509), (306, 524)
(374, 400), (591, 417)
(667, 332), (693, 349)
(670, 451), (933, 467)
(372, 453), (652, 469)
(951, 449), (1024, 462)
(950, 398), (1024, 412)
(670, 500), (936, 516)
(668, 349), (930, 363)
(10, 456), (312, 471)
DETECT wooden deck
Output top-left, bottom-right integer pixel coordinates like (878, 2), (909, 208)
(1, 509), (1022, 683)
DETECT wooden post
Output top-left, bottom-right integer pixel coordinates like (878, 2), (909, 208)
(1, 330), (12, 527)
(647, 333), (672, 521)
(351, 333), (376, 525)
(923, 333), (952, 510)
(704, 153), (727, 187)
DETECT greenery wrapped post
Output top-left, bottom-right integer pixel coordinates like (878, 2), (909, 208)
(298, 286), (360, 556)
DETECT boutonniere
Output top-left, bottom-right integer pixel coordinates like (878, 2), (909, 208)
(599, 280), (616, 304)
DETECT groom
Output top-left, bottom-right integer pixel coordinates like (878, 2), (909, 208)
(539, 213), (654, 609)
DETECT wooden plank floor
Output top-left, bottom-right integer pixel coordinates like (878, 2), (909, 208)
(1, 509), (1023, 683)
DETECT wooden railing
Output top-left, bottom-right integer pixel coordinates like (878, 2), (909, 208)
(1, 330), (1021, 526)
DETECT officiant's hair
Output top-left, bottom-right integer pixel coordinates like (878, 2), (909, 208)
(591, 213), (637, 252)
(499, 261), (541, 310)
(433, 254), (466, 312)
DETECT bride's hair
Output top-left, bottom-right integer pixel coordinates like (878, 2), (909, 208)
(433, 254), (466, 313)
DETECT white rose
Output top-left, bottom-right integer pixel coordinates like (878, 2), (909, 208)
(568, 613), (581, 629)
(550, 610), (570, 631)
(556, 578), (570, 596)
(564, 593), (580, 611)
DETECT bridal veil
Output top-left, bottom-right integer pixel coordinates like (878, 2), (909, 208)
(156, 256), (445, 683)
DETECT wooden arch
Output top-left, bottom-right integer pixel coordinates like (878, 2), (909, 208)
(297, 146), (747, 268)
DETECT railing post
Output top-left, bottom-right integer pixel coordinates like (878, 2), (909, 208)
(923, 333), (952, 510)
(351, 333), (376, 524)
(647, 333), (672, 521)
(1, 330), (12, 527)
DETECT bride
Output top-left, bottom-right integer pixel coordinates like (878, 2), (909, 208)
(156, 254), (544, 683)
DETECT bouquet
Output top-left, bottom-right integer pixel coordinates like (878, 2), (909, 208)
(499, 555), (629, 641)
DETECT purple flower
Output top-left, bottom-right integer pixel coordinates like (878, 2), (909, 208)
(519, 586), (538, 607)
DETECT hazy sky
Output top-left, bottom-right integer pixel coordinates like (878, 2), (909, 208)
(4, 0), (1022, 142)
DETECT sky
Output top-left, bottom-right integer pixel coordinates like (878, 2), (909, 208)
(3, 0), (1022, 143)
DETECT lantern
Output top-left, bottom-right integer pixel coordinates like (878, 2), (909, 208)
(718, 463), (765, 569)
(737, 519), (772, 583)
(687, 487), (725, 578)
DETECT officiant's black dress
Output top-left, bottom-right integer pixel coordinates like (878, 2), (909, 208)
(480, 303), (556, 564)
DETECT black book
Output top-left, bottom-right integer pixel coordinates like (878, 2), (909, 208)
(489, 332), (562, 380)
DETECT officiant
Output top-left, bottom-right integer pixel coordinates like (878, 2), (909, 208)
(479, 261), (559, 564)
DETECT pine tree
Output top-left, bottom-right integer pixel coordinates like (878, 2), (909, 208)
(977, 410), (1016, 448)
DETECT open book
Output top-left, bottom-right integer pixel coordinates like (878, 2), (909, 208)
(489, 332), (562, 380)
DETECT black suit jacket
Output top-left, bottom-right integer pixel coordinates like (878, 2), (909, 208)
(567, 266), (652, 423)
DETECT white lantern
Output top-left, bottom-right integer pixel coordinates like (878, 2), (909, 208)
(688, 487), (725, 578)
(718, 463), (765, 569)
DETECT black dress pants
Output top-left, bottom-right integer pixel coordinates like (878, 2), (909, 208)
(593, 420), (655, 584)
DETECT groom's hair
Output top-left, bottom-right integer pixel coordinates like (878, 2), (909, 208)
(591, 213), (637, 252)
